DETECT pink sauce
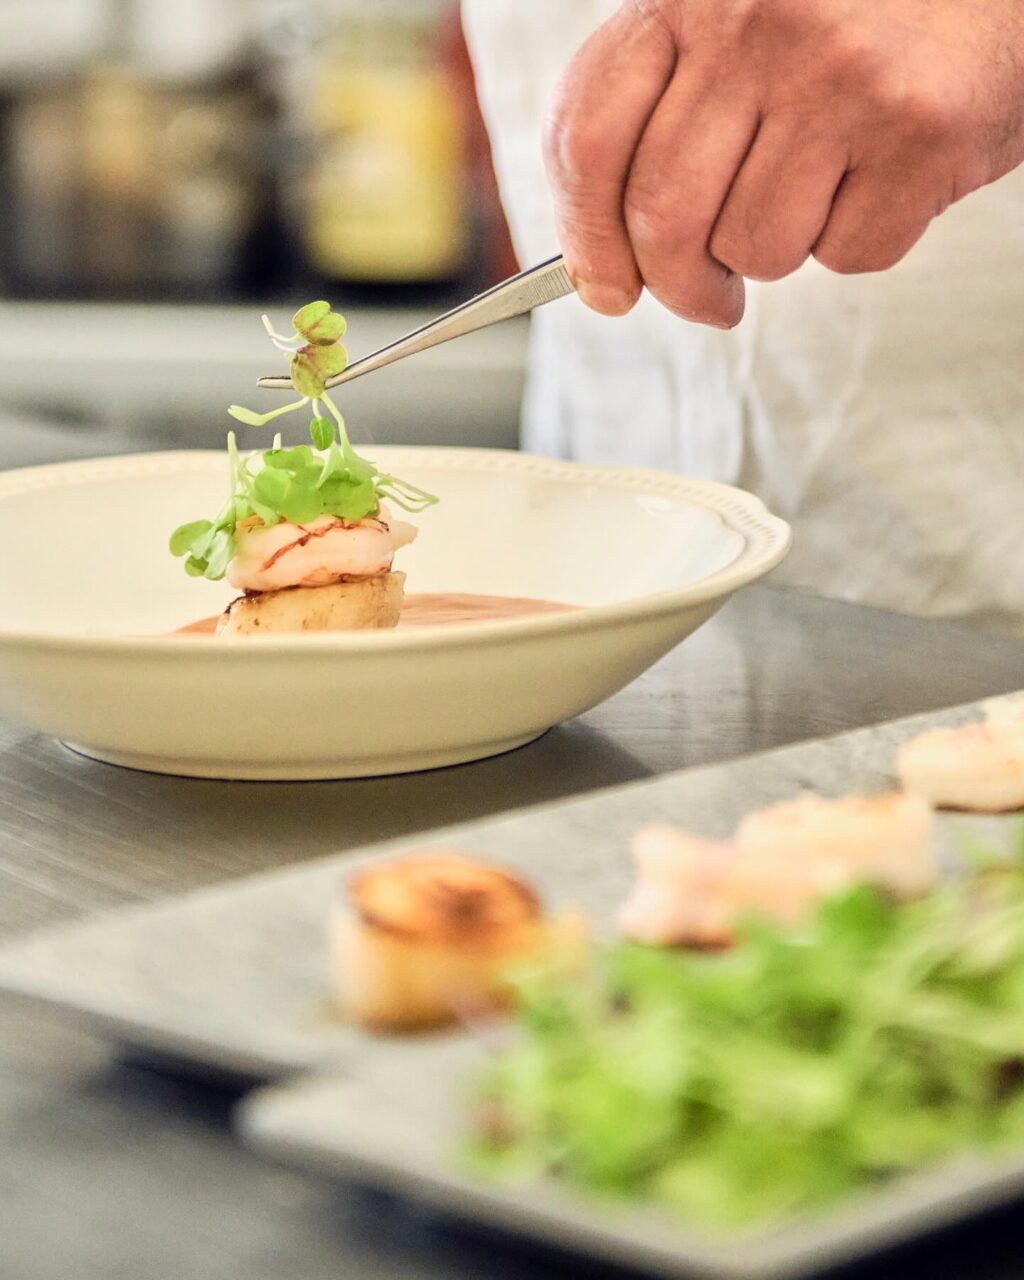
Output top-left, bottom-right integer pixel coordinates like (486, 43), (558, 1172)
(170, 593), (575, 636)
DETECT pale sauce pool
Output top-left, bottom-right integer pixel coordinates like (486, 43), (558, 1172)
(171, 592), (575, 636)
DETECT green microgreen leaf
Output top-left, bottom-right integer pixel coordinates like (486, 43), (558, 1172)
(310, 416), (335, 451)
(316, 442), (345, 486)
(321, 476), (377, 519)
(264, 445), (314, 470)
(253, 467), (290, 508)
(293, 301), (347, 345)
(277, 482), (325, 525)
(203, 529), (236, 580)
(189, 524), (218, 561)
(247, 497), (279, 528)
(290, 342), (348, 398)
(169, 520), (213, 557)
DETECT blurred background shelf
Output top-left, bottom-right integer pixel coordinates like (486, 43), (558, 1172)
(0, 302), (528, 465)
(0, 0), (529, 462)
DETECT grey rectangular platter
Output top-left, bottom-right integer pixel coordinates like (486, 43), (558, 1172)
(0, 695), (1013, 1079)
(239, 1041), (1024, 1280)
(3, 694), (1024, 1278)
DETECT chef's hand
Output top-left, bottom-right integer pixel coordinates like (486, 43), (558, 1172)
(544, 0), (1024, 325)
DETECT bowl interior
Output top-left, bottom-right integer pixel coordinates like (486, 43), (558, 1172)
(0, 451), (748, 637)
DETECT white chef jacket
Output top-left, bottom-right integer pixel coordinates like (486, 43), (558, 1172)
(463, 0), (1024, 633)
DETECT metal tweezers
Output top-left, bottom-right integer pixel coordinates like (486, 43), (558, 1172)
(256, 255), (575, 392)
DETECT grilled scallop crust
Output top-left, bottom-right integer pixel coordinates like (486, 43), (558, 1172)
(217, 571), (405, 636)
(331, 851), (586, 1032)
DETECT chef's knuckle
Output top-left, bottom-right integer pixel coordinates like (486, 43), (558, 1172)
(720, 0), (780, 40)
(898, 84), (967, 146)
(733, 0), (844, 57)
(812, 238), (860, 274)
(823, 32), (964, 144)
(710, 225), (793, 282)
(748, 0), (803, 33)
(624, 182), (687, 254)
(626, 0), (679, 38)
(818, 24), (888, 95)
(543, 101), (598, 188)
(814, 234), (901, 275)
(559, 210), (629, 266)
(709, 226), (752, 274)
(752, 254), (804, 283)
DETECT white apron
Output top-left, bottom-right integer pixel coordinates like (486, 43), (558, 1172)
(463, 0), (1024, 633)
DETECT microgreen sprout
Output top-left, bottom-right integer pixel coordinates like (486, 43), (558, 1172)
(169, 303), (438, 581)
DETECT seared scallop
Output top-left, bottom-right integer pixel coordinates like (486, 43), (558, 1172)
(331, 850), (582, 1031)
(217, 572), (405, 636)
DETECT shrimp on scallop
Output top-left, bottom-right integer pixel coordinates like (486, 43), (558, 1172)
(898, 708), (1024, 812)
(218, 503), (418, 636)
(619, 792), (936, 949)
(734, 791), (936, 899)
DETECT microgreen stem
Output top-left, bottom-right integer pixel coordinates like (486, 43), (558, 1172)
(321, 392), (352, 449)
(228, 397), (308, 428)
(379, 473), (440, 511)
(260, 314), (301, 346)
(227, 430), (240, 489)
(320, 392), (439, 511)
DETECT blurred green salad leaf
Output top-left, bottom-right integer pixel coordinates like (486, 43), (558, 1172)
(470, 839), (1024, 1230)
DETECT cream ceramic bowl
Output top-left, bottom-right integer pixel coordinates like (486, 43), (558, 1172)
(0, 448), (791, 779)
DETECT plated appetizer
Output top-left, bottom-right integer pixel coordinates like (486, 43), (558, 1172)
(331, 850), (585, 1032)
(472, 842), (1024, 1228)
(468, 796), (1024, 1230)
(313, 705), (1024, 1230)
(899, 700), (1024, 811)
(169, 303), (436, 635)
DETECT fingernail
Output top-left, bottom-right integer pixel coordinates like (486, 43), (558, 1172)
(573, 278), (638, 316)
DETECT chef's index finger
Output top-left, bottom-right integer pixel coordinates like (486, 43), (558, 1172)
(544, 1), (678, 316)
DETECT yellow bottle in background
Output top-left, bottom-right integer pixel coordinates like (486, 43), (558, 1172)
(303, 9), (468, 284)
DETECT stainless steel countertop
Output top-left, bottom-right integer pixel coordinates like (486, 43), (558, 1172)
(3, 584), (1024, 1280)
